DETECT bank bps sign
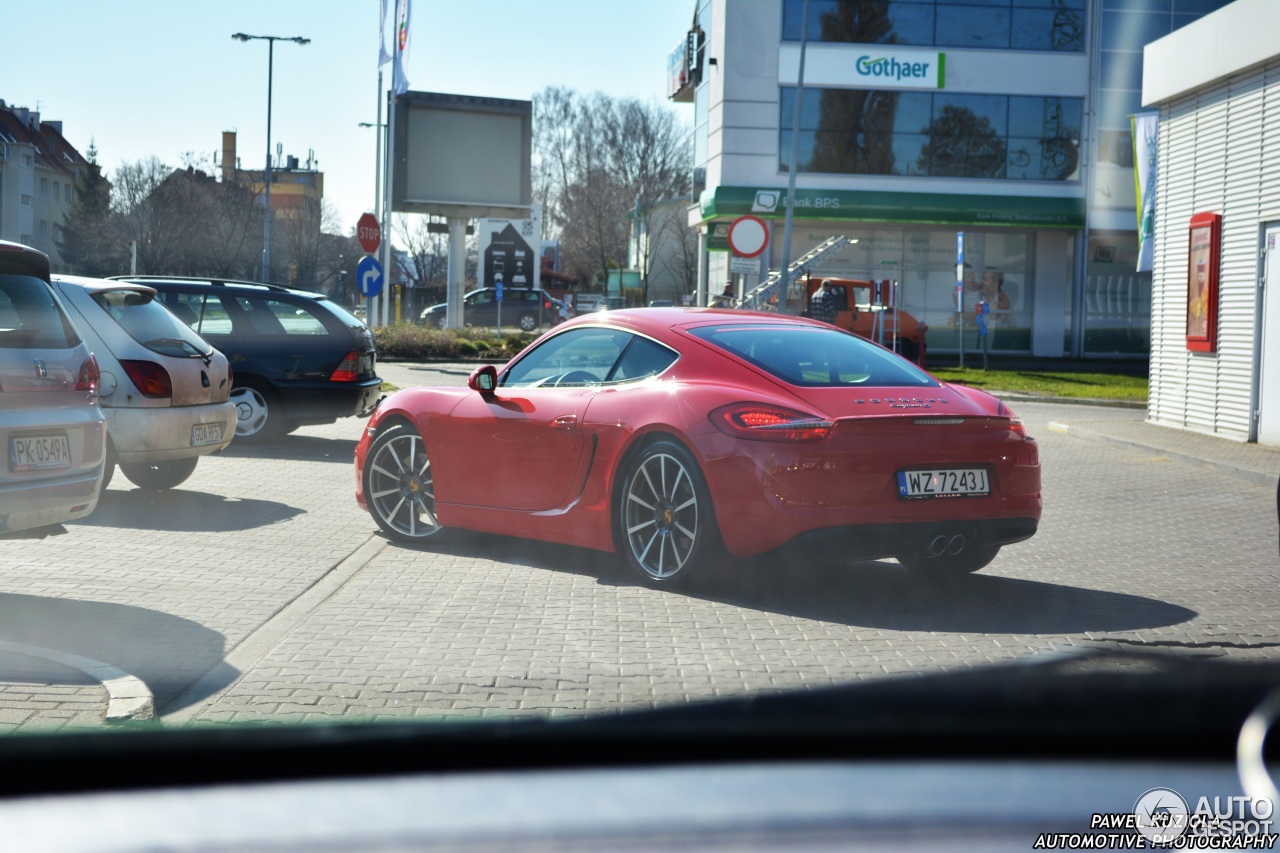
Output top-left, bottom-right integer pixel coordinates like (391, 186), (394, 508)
(852, 48), (945, 91)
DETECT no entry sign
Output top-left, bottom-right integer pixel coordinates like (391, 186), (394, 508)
(727, 215), (768, 258)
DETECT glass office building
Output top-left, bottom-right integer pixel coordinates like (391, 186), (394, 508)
(671, 0), (1231, 357)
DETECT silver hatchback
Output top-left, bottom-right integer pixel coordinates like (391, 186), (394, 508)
(50, 276), (235, 490)
(0, 242), (106, 535)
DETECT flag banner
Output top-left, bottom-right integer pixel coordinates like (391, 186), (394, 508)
(378, 0), (391, 66)
(394, 0), (411, 94)
(1133, 112), (1158, 273)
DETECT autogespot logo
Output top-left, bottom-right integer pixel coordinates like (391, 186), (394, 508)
(1134, 788), (1190, 844)
(855, 54), (934, 82)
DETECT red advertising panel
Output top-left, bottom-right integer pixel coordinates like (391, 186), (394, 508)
(1186, 212), (1221, 353)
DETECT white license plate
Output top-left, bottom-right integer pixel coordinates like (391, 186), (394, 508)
(898, 468), (989, 498)
(191, 423), (224, 447)
(10, 434), (72, 472)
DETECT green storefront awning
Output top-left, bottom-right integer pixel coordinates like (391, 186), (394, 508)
(699, 186), (1085, 230)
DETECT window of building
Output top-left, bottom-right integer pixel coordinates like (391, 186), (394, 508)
(39, 178), (48, 198)
(65, 184), (72, 204)
(21, 154), (33, 168)
(782, 0), (1085, 53)
(787, 225), (1039, 354)
(780, 87), (1082, 181)
(20, 194), (32, 207)
(1084, 231), (1149, 355)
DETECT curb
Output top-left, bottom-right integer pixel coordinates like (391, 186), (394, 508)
(1048, 421), (1280, 489)
(990, 392), (1147, 410)
(0, 641), (154, 723)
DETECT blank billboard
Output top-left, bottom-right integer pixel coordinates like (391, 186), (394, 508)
(391, 91), (532, 219)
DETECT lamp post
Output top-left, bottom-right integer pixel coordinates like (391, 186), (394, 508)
(232, 32), (310, 283)
(357, 120), (386, 226)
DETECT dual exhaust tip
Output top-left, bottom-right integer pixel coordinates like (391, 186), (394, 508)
(928, 533), (967, 558)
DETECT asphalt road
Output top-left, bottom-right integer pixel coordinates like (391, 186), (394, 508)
(1, 362), (1277, 731)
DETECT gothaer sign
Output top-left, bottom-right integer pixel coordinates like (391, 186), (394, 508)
(851, 48), (945, 91)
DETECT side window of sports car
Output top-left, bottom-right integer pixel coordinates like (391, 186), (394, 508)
(606, 335), (678, 383)
(501, 327), (631, 387)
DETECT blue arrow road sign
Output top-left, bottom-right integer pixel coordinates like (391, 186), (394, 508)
(358, 255), (383, 298)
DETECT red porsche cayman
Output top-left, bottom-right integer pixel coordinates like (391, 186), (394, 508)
(355, 308), (1041, 586)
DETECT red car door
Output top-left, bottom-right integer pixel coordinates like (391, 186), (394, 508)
(441, 386), (595, 512)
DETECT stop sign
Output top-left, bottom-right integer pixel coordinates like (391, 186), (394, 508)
(357, 213), (382, 254)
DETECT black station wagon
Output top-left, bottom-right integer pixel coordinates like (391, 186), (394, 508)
(112, 277), (381, 442)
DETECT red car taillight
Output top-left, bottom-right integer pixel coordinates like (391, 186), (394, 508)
(997, 401), (1027, 438)
(76, 354), (99, 392)
(710, 403), (834, 442)
(121, 360), (172, 398)
(330, 352), (359, 383)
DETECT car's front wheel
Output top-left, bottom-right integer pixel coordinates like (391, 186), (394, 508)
(363, 423), (443, 543)
(617, 439), (720, 587)
(118, 457), (200, 491)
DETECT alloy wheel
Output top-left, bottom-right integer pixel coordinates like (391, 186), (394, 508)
(623, 450), (700, 581)
(366, 427), (441, 540)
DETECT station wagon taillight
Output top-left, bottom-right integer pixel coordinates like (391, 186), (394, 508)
(330, 352), (360, 383)
(121, 360), (172, 398)
(76, 354), (99, 392)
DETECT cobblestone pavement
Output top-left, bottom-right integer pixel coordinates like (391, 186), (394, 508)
(1, 362), (1277, 732)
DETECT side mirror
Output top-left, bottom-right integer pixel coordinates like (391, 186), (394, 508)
(468, 364), (498, 394)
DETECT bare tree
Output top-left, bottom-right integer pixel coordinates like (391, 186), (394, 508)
(277, 197), (342, 289)
(393, 214), (449, 293)
(650, 200), (699, 302)
(112, 158), (200, 274)
(533, 87), (692, 297)
(198, 177), (261, 279)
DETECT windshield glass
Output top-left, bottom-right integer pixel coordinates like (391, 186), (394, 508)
(90, 289), (212, 358)
(7, 6), (1280, 842)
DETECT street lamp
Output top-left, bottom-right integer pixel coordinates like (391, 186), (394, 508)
(232, 32), (310, 283)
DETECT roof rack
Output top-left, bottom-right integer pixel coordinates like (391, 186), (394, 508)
(107, 275), (302, 295)
(736, 236), (849, 310)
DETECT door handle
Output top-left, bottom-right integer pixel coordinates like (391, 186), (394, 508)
(552, 414), (577, 430)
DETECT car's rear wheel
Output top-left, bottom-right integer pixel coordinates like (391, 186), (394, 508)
(518, 312), (538, 332)
(897, 540), (1000, 575)
(230, 379), (287, 443)
(617, 440), (720, 587)
(363, 423), (443, 542)
(119, 457), (200, 491)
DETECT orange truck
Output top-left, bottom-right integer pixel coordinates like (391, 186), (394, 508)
(804, 277), (928, 367)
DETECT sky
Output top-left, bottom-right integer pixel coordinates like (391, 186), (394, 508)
(8, 0), (696, 236)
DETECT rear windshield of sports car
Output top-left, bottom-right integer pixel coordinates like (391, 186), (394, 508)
(689, 324), (938, 388)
